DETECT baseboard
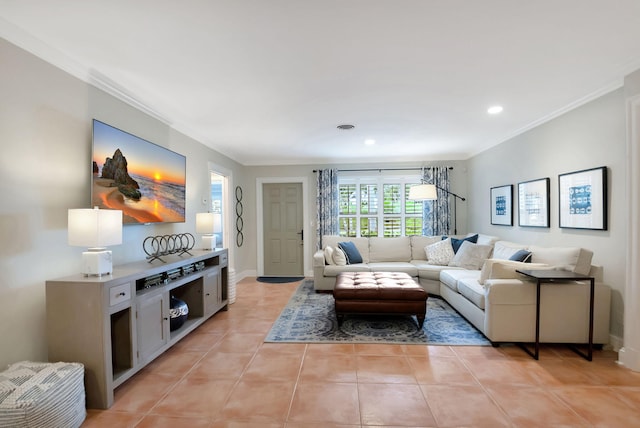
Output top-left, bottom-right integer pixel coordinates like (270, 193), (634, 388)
(608, 334), (623, 352)
(236, 269), (257, 282)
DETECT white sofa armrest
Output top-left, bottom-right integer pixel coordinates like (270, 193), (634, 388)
(313, 250), (326, 268)
(483, 277), (611, 344)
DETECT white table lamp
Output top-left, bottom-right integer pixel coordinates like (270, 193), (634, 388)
(196, 212), (222, 250)
(68, 207), (122, 276)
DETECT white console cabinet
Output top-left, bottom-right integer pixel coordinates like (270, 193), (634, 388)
(46, 249), (228, 409)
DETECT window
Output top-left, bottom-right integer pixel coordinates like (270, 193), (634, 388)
(209, 171), (226, 247)
(338, 175), (422, 237)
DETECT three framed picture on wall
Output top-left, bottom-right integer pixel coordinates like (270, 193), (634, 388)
(490, 166), (607, 231)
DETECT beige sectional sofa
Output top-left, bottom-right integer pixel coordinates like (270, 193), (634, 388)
(312, 234), (612, 345)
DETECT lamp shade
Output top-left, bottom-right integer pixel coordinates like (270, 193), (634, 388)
(408, 184), (438, 201)
(68, 207), (122, 248)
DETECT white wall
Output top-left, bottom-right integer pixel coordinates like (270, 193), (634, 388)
(241, 160), (469, 277)
(467, 88), (627, 340)
(0, 39), (245, 368)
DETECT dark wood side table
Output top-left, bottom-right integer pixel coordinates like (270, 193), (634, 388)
(515, 269), (595, 361)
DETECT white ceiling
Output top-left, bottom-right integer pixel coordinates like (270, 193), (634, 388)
(2, 1), (640, 166)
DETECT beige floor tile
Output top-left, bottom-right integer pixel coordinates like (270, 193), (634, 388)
(299, 352), (358, 383)
(408, 355), (478, 385)
(462, 357), (542, 386)
(421, 384), (511, 427)
(401, 344), (457, 358)
(172, 331), (225, 352)
(486, 385), (589, 426)
(135, 414), (213, 428)
(242, 348), (303, 382)
(552, 385), (640, 426)
(144, 349), (206, 377)
(82, 410), (145, 427)
(305, 343), (356, 356)
(287, 382), (360, 425)
(356, 355), (417, 384)
(151, 377), (237, 419)
(111, 372), (178, 413)
(188, 351), (254, 380)
(358, 382), (436, 426)
(221, 380), (296, 423)
(355, 343), (406, 356)
(213, 332), (266, 353)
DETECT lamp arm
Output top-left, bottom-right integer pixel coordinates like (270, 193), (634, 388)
(434, 185), (466, 201)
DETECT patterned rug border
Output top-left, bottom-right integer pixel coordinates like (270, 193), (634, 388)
(265, 279), (490, 346)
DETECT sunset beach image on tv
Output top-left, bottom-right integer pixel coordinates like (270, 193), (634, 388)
(91, 119), (186, 224)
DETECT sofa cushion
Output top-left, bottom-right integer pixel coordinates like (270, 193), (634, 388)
(369, 236), (411, 262)
(450, 234), (478, 253)
(333, 247), (347, 266)
(426, 238), (455, 265)
(410, 236), (443, 260)
(440, 269), (481, 293)
(324, 263), (370, 276)
(528, 246), (593, 276)
(323, 236), (370, 263)
(338, 241), (363, 264)
(324, 246), (336, 265)
(368, 262), (418, 277)
(475, 234), (500, 247)
(457, 277), (486, 310)
(448, 241), (493, 270)
(412, 261), (462, 282)
(492, 241), (529, 260)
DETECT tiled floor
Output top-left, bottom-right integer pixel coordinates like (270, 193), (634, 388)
(83, 278), (640, 427)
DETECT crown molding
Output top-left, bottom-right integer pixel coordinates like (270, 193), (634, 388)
(1, 17), (170, 125)
(469, 78), (624, 159)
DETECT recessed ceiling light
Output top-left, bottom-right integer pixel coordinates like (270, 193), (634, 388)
(337, 124), (355, 130)
(364, 139), (375, 145)
(487, 105), (504, 115)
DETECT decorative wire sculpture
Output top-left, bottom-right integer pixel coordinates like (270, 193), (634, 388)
(143, 233), (195, 263)
(235, 186), (244, 247)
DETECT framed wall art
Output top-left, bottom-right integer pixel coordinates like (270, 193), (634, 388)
(558, 166), (607, 230)
(490, 184), (513, 226)
(518, 177), (550, 227)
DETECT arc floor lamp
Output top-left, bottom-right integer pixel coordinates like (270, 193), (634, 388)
(409, 183), (466, 235)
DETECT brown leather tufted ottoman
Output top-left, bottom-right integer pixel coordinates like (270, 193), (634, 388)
(333, 272), (428, 329)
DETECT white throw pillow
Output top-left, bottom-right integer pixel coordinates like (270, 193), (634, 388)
(324, 246), (336, 265)
(425, 238), (455, 266)
(333, 247), (347, 266)
(448, 241), (493, 270)
(492, 241), (529, 260)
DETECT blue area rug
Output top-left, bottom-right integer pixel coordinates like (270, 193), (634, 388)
(265, 280), (490, 345)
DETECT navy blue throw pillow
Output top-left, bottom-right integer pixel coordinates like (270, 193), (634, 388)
(509, 249), (532, 263)
(338, 241), (363, 264)
(450, 234), (478, 253)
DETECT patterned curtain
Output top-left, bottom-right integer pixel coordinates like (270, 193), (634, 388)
(422, 166), (451, 236)
(316, 168), (339, 249)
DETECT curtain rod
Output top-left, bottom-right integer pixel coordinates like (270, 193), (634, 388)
(313, 167), (453, 173)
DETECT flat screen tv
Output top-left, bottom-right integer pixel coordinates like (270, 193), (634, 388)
(91, 119), (186, 224)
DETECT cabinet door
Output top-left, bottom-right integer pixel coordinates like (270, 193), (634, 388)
(136, 292), (168, 364)
(203, 268), (220, 316)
